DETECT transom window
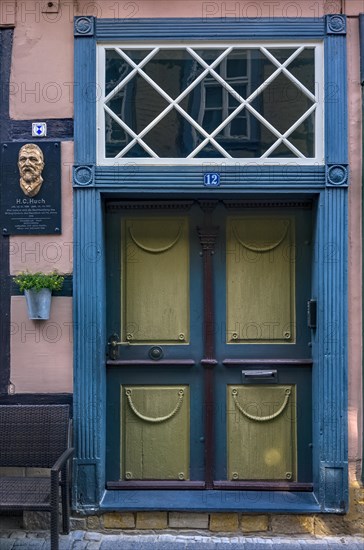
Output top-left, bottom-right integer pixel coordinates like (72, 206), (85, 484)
(97, 43), (324, 165)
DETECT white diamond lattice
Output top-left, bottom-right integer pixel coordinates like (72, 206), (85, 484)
(99, 44), (321, 163)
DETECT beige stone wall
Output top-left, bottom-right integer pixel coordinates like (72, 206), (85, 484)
(18, 483), (364, 534)
(69, 489), (363, 535)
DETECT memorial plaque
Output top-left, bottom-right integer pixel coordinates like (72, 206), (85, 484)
(0, 142), (61, 235)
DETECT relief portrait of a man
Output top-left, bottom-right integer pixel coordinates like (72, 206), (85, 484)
(18, 143), (45, 197)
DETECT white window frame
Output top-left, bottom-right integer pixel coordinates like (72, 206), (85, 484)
(199, 51), (251, 141)
(96, 41), (324, 166)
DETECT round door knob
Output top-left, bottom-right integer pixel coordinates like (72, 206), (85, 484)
(149, 346), (164, 360)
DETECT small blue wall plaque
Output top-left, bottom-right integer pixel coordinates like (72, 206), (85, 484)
(204, 173), (220, 187)
(32, 122), (47, 137)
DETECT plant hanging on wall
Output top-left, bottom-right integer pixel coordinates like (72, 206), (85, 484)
(13, 271), (64, 320)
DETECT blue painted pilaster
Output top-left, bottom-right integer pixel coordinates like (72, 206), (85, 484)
(73, 188), (105, 509)
(312, 17), (349, 512)
(73, 17), (105, 510)
(325, 16), (348, 165)
(314, 188), (348, 512)
(74, 17), (96, 164)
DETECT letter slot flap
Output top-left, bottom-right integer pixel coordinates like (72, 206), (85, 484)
(242, 369), (278, 384)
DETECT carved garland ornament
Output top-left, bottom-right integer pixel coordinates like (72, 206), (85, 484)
(125, 388), (185, 424)
(231, 387), (291, 422)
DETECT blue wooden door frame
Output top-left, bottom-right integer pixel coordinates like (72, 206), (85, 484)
(72, 15), (348, 513)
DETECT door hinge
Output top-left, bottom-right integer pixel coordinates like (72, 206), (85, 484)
(307, 299), (317, 329)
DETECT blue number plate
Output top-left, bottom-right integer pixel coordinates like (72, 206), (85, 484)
(204, 173), (220, 187)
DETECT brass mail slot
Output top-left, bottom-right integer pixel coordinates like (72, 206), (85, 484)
(242, 370), (278, 382)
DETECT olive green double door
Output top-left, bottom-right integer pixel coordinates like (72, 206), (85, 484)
(106, 200), (313, 487)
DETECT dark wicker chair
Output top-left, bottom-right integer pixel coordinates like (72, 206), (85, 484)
(0, 405), (74, 550)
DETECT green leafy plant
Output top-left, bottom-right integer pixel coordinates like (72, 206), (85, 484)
(13, 271), (64, 293)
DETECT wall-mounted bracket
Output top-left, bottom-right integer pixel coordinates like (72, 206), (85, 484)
(42, 1), (60, 13)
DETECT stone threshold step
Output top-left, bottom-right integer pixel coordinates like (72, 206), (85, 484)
(1, 532), (364, 550)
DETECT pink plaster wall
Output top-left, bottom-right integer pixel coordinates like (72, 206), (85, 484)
(344, 0), (364, 16)
(77, 0), (333, 18)
(10, 141), (73, 275)
(9, 1), (74, 119)
(8, 0), (332, 119)
(347, 18), (363, 466)
(0, 1), (16, 26)
(10, 296), (73, 393)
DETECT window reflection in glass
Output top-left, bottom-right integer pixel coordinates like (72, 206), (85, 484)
(103, 47), (316, 159)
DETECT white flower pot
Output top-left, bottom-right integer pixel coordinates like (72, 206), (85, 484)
(24, 288), (52, 320)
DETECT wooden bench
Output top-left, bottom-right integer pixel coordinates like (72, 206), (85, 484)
(0, 405), (74, 550)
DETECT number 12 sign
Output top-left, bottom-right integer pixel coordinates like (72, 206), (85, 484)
(204, 173), (220, 187)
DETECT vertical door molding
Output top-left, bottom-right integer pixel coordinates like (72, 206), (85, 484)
(314, 187), (348, 512)
(325, 16), (348, 166)
(74, 17), (96, 164)
(197, 223), (219, 488)
(312, 19), (349, 512)
(73, 18), (105, 509)
(73, 187), (106, 508)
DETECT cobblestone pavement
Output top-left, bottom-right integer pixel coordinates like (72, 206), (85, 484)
(0, 531), (364, 550)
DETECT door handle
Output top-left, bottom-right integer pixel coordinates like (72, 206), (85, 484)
(108, 334), (123, 360)
(307, 299), (317, 329)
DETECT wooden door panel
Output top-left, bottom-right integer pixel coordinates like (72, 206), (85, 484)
(121, 385), (190, 480)
(226, 217), (295, 343)
(227, 384), (297, 480)
(124, 217), (190, 343)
